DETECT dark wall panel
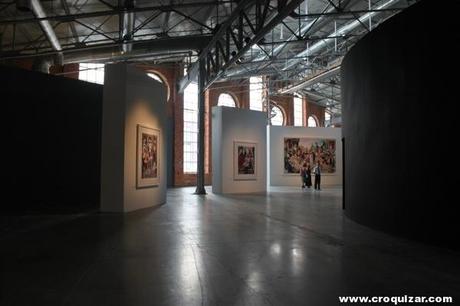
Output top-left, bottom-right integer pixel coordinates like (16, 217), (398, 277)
(1, 65), (103, 213)
(342, 0), (460, 249)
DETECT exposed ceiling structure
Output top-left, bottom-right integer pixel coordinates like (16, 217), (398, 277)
(0, 0), (418, 116)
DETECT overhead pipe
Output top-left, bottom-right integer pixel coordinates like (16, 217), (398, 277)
(279, 61), (341, 93)
(29, 0), (63, 66)
(120, 0), (135, 53)
(63, 35), (211, 64)
(282, 0), (403, 71)
(0, 34), (212, 63)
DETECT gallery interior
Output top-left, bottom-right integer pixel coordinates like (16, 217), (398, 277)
(1, 0), (459, 305)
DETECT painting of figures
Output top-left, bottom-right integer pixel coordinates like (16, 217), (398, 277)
(284, 138), (336, 174)
(234, 141), (257, 180)
(137, 125), (160, 187)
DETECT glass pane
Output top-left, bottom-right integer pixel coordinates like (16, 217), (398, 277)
(183, 82), (199, 173)
(294, 96), (303, 126)
(271, 106), (284, 126)
(79, 63), (104, 85)
(250, 77), (263, 111)
(218, 93), (236, 107)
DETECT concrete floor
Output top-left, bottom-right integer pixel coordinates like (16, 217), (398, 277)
(1, 187), (459, 306)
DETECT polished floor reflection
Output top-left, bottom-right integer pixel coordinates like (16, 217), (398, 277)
(1, 187), (460, 306)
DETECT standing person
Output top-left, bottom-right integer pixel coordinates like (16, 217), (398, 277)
(305, 163), (312, 188)
(300, 164), (307, 189)
(314, 161), (321, 190)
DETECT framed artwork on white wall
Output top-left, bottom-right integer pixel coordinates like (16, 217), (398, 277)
(234, 141), (257, 180)
(284, 137), (336, 175)
(137, 125), (160, 188)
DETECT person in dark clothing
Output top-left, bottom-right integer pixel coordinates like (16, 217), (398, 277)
(305, 163), (312, 188)
(314, 161), (321, 190)
(300, 164), (307, 188)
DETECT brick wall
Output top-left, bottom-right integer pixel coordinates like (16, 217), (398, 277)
(3, 59), (80, 79)
(50, 64), (80, 79)
(208, 79), (250, 109)
(269, 94), (294, 126)
(2, 59), (34, 70)
(304, 96), (325, 127)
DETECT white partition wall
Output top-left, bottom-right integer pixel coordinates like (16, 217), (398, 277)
(100, 64), (167, 212)
(212, 106), (267, 194)
(268, 126), (342, 187)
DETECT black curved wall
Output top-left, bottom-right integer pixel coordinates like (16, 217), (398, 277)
(1, 65), (103, 214)
(342, 0), (460, 249)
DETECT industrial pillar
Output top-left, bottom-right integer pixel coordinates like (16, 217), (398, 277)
(195, 57), (207, 194)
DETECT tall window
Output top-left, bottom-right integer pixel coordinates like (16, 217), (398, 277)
(250, 76), (263, 111)
(308, 116), (318, 127)
(271, 106), (284, 126)
(294, 96), (303, 126)
(79, 63), (105, 84)
(183, 83), (198, 173)
(325, 112), (331, 126)
(217, 93), (237, 107)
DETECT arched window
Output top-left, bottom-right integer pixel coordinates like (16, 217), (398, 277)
(183, 82), (198, 173)
(147, 72), (170, 102)
(250, 76), (263, 111)
(217, 93), (237, 107)
(147, 72), (163, 83)
(294, 96), (303, 126)
(308, 116), (318, 127)
(79, 63), (105, 84)
(271, 106), (284, 126)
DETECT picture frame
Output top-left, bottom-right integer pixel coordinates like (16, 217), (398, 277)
(233, 141), (257, 180)
(283, 137), (336, 175)
(137, 125), (160, 188)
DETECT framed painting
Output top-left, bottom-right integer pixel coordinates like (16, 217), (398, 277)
(234, 141), (257, 180)
(284, 137), (336, 175)
(137, 125), (160, 188)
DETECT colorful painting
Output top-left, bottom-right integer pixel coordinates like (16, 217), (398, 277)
(137, 125), (160, 188)
(284, 138), (336, 174)
(234, 141), (257, 180)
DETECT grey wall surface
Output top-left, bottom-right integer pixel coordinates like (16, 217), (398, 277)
(342, 0), (459, 249)
(212, 106), (267, 194)
(101, 64), (167, 212)
(1, 65), (103, 213)
(268, 126), (342, 187)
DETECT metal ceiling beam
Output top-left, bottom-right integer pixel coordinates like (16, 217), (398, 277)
(282, 0), (405, 71)
(294, 7), (406, 19)
(178, 0), (305, 92)
(0, 1), (236, 25)
(177, 0), (256, 92)
(302, 89), (340, 104)
(279, 62), (341, 94)
(161, 0), (172, 34)
(224, 1), (338, 78)
(60, 0), (80, 45)
(0, 34), (211, 63)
